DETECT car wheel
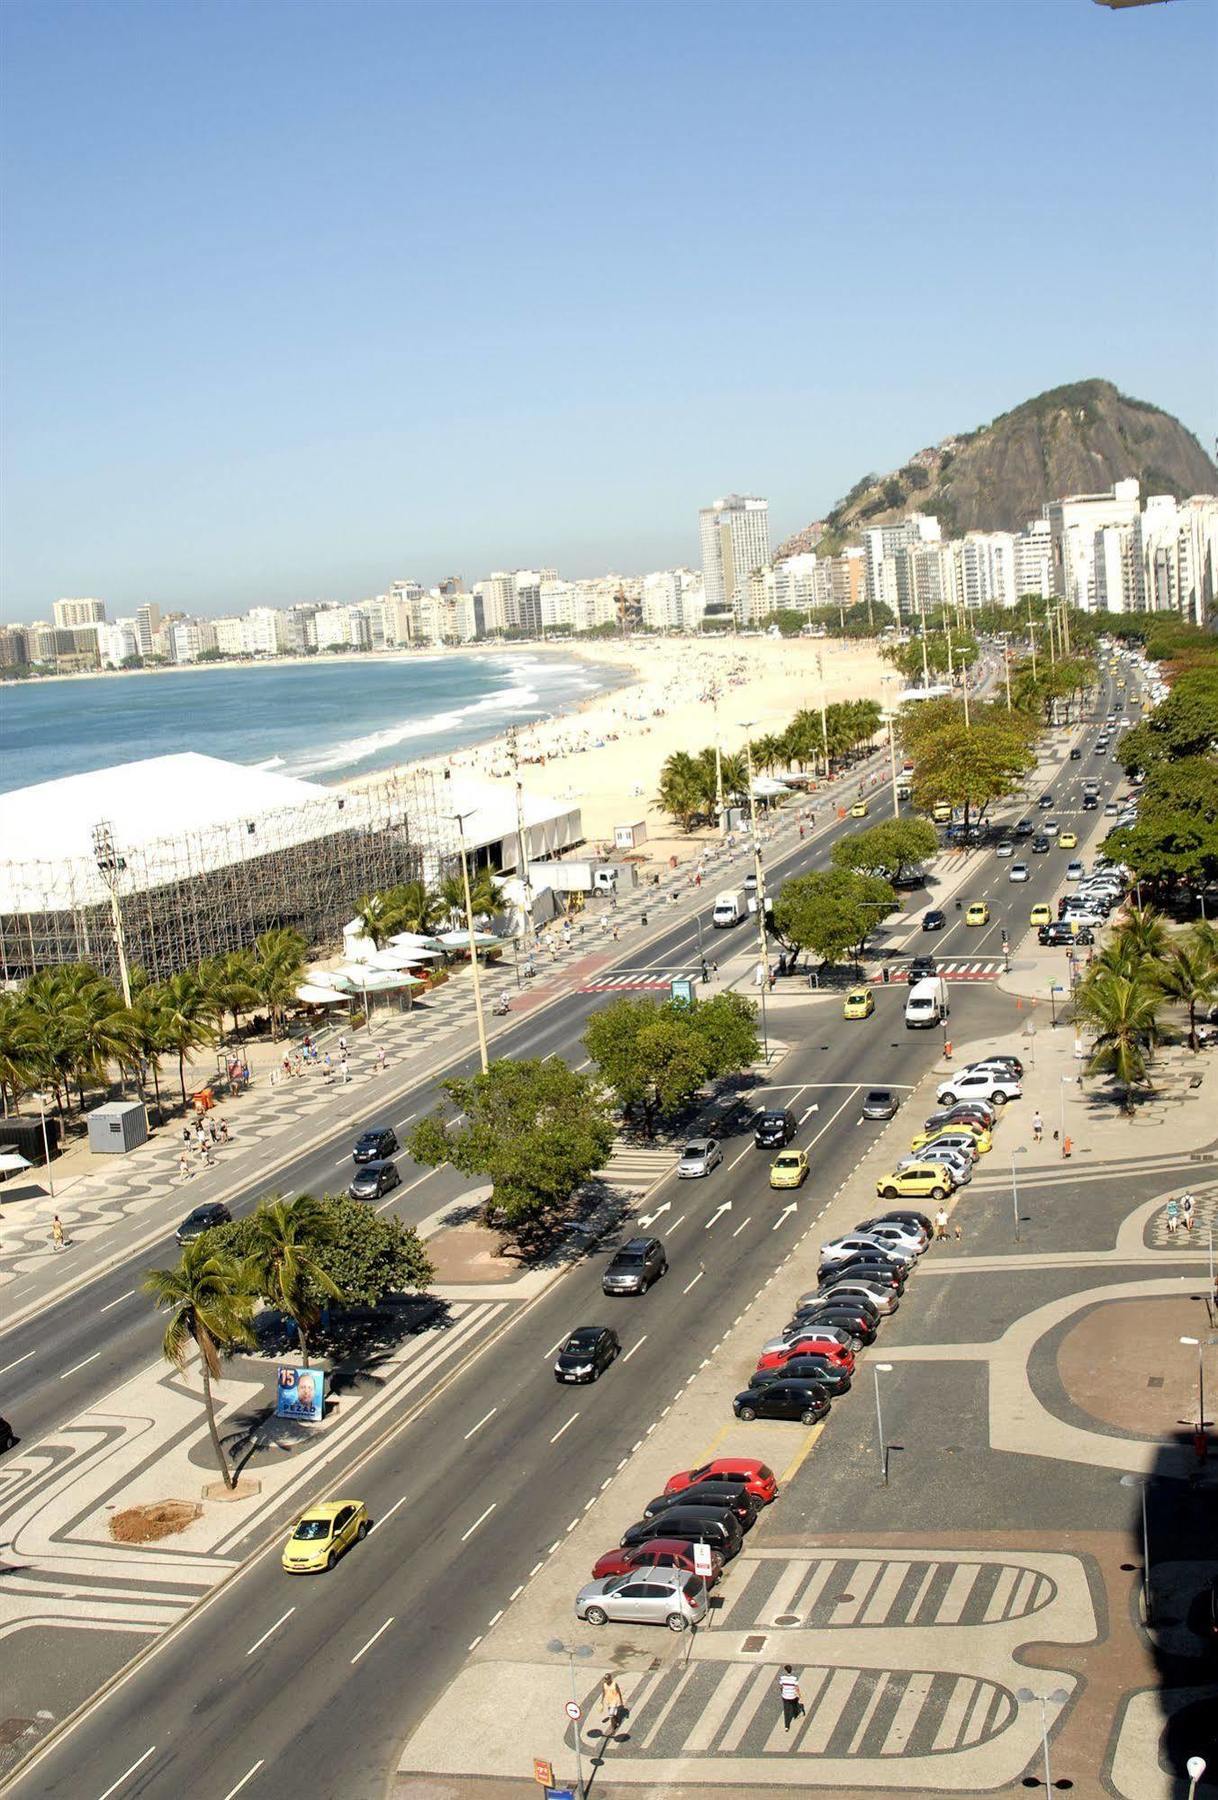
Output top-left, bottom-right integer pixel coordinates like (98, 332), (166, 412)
(881, 1184), (898, 1199)
(940, 1092), (957, 1104)
(585, 1605), (608, 1626)
(801, 1408), (822, 1425)
(992, 1090), (1008, 1105)
(357, 1521), (369, 1540)
(325, 1550), (337, 1572)
(666, 1612), (688, 1632)
(737, 1405), (757, 1422)
(931, 1186), (946, 1200)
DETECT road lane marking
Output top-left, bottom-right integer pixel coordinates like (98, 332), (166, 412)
(245, 1608), (295, 1657)
(467, 1634), (482, 1650)
(221, 1762), (265, 1800)
(0, 1350), (35, 1375)
(780, 1418), (828, 1485)
(550, 1412), (579, 1444)
(464, 1407), (497, 1440)
(60, 1352), (100, 1380)
(333, 1154), (350, 1168)
(622, 1336), (647, 1363)
(376, 1496), (408, 1527)
(99, 1289), (135, 1314)
(668, 1213), (687, 1232)
(544, 1335), (567, 1360)
(95, 1748), (156, 1800)
(683, 1272), (703, 1293)
(461, 1503), (496, 1541)
(350, 1617), (395, 1664)
(396, 1113), (416, 1129)
(731, 1215), (752, 1238)
(510, 1584), (524, 1600)
(487, 1608), (504, 1628)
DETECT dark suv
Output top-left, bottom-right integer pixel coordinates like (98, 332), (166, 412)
(753, 1108), (796, 1149)
(602, 1237), (667, 1296)
(907, 955), (937, 983)
(353, 1127), (398, 1164)
(175, 1202), (232, 1244)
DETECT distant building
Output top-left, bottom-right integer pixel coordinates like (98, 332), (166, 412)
(244, 606), (288, 658)
(1013, 519), (1054, 600)
(700, 494), (771, 624)
(863, 514), (941, 619)
(53, 597), (106, 630)
(1046, 478), (1142, 610)
(0, 625), (31, 667)
(135, 603), (162, 657)
(168, 618), (218, 663)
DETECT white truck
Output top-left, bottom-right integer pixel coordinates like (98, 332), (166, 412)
(904, 975), (950, 1029)
(712, 889), (745, 928)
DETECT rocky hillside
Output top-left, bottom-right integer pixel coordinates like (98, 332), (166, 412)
(777, 379), (1217, 556)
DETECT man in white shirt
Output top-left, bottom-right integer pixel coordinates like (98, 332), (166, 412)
(777, 1664), (802, 1731)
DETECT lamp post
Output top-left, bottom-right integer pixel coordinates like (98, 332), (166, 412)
(1179, 1335), (1208, 1437)
(38, 1093), (56, 1199)
(886, 715), (900, 818)
(1187, 1756), (1207, 1800)
(546, 1638), (593, 1799)
(815, 654), (830, 777)
(1010, 1143), (1027, 1242)
(447, 809), (489, 1074)
(1119, 1473), (1153, 1623)
(1015, 1686), (1070, 1795)
(872, 1362), (893, 1484)
(740, 721), (772, 1061)
(507, 726), (535, 968)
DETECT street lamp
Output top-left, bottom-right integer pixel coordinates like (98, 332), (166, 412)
(1179, 1336), (1209, 1437)
(739, 720), (772, 1061)
(1010, 1144), (1027, 1242)
(1015, 1686), (1070, 1794)
(1119, 1473), (1153, 1623)
(872, 1362), (893, 1484)
(546, 1638), (593, 1799)
(1187, 1756), (1207, 1800)
(1058, 1073), (1074, 1154)
(447, 808), (489, 1074)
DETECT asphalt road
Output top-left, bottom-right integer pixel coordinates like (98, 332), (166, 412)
(1, 677), (1134, 1800)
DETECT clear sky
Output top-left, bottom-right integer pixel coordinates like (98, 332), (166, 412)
(2, 0), (1215, 620)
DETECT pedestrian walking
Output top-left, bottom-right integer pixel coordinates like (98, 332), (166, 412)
(777, 1665), (803, 1732)
(934, 1206), (948, 1241)
(182, 1126), (191, 1147)
(338, 1034), (348, 1058)
(1031, 1110), (1043, 1145)
(341, 1057), (351, 1085)
(599, 1672), (624, 1738)
(1165, 1198), (1180, 1236)
(178, 1151), (192, 1180)
(1181, 1192), (1196, 1233)
(208, 1118), (219, 1143)
(954, 1221), (963, 1242)
(50, 1214), (67, 1252)
(376, 1045), (387, 1072)
(218, 1117), (230, 1144)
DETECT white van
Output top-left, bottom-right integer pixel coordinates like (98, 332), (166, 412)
(712, 890), (744, 928)
(905, 976), (949, 1029)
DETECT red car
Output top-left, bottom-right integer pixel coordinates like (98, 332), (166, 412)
(755, 1337), (855, 1373)
(664, 1457), (778, 1505)
(590, 1538), (724, 1585)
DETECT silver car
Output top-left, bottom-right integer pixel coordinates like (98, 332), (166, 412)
(678, 1138), (722, 1179)
(819, 1235), (916, 1269)
(1008, 862), (1030, 882)
(862, 1089), (900, 1120)
(575, 1568), (708, 1632)
(816, 1277), (899, 1315)
(899, 1147), (972, 1185)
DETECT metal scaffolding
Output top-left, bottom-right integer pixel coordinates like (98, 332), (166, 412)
(0, 768), (454, 985)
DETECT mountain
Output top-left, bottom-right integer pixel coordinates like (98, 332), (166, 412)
(776, 379), (1218, 557)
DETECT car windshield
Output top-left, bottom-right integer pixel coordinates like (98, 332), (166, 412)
(563, 1332), (599, 1353)
(615, 1251), (645, 1266)
(293, 1518), (332, 1540)
(775, 1155), (799, 1168)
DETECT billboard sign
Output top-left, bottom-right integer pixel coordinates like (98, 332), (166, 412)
(276, 1364), (325, 1423)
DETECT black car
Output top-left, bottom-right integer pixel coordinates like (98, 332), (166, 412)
(1069, 747), (1082, 760)
(751, 1357), (850, 1395)
(753, 1108), (797, 1149)
(175, 1202), (232, 1244)
(353, 1126), (398, 1164)
(922, 909), (947, 932)
(554, 1325), (621, 1384)
(1014, 820), (1033, 838)
(792, 1306), (877, 1345)
(1037, 794), (1054, 809)
(1082, 793), (1099, 810)
(907, 955), (937, 984)
(1039, 922), (1092, 947)
(975, 1053), (1024, 1080)
(871, 1207), (932, 1235)
(643, 1483), (757, 1529)
(348, 1159), (400, 1202)
(734, 1380), (831, 1425)
(820, 1258), (905, 1292)
(861, 1089), (900, 1120)
(0, 1416), (16, 1454)
(602, 1236), (667, 1296)
(1031, 835), (1051, 853)
(621, 1507), (742, 1558)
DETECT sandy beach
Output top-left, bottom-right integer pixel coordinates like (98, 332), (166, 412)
(371, 635), (897, 871)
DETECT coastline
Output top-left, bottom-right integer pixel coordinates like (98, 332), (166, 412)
(0, 640), (596, 688)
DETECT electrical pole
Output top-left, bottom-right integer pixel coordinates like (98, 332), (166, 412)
(448, 810), (489, 1073)
(741, 723), (771, 1060)
(887, 716), (900, 817)
(506, 728), (534, 963)
(1003, 647), (1012, 711)
(815, 653), (830, 776)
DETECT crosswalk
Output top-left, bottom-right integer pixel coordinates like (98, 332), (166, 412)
(713, 1551), (1055, 1631)
(598, 1142), (680, 1192)
(870, 959), (1004, 984)
(581, 967), (694, 992)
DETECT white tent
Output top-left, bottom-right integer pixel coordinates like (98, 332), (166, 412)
(295, 984), (350, 1006)
(368, 947), (444, 969)
(439, 929), (502, 950)
(358, 969), (425, 992)
(386, 933), (446, 951)
(751, 776), (793, 799)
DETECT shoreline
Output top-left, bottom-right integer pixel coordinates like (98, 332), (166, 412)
(0, 640), (603, 688)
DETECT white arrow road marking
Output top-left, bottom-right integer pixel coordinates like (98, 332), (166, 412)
(705, 1202), (732, 1230)
(772, 1204), (798, 1231)
(638, 1201), (671, 1230)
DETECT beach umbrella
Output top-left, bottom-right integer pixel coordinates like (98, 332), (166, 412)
(387, 932), (445, 952)
(295, 984), (350, 1006)
(439, 929), (503, 950)
(368, 947), (444, 969)
(750, 776), (793, 798)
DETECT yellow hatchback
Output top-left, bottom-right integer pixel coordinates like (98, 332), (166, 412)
(875, 1163), (955, 1201)
(1030, 903), (1053, 926)
(1058, 831), (1078, 849)
(965, 902), (989, 926)
(850, 800), (869, 818)
(843, 987), (875, 1020)
(770, 1149), (809, 1189)
(282, 1499), (369, 1574)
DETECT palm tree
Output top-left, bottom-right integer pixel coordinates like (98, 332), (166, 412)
(657, 751), (707, 833)
(718, 751), (749, 805)
(158, 968), (217, 1109)
(128, 984), (169, 1124)
(19, 966), (85, 1116)
(1113, 905), (1170, 966)
(1073, 969), (1160, 1113)
(387, 880), (445, 937)
(437, 866), (501, 930)
(0, 989), (39, 1116)
(351, 891), (396, 951)
(1155, 934), (1218, 1051)
(249, 927), (308, 1039)
(204, 950), (259, 1043)
(144, 1241), (257, 1490)
(750, 733), (787, 776)
(64, 967), (138, 1108)
(242, 1195), (343, 1365)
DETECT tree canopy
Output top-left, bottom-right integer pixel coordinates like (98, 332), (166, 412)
(582, 992), (759, 1135)
(771, 868), (896, 966)
(901, 700), (1037, 825)
(831, 818), (938, 885)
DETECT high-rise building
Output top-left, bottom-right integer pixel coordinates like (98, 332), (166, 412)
(512, 571), (544, 635)
(53, 597), (106, 630)
(863, 515), (941, 619)
(699, 495), (770, 623)
(1013, 520), (1054, 600)
(244, 606), (287, 657)
(135, 603), (162, 657)
(1046, 478), (1142, 609)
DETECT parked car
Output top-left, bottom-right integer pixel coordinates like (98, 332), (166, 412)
(752, 1354), (852, 1394)
(678, 1138), (722, 1179)
(753, 1108), (797, 1148)
(591, 1539), (724, 1586)
(352, 1127), (398, 1164)
(909, 1127), (985, 1160)
(967, 1054), (1024, 1080)
(820, 1235), (915, 1269)
(348, 1159), (400, 1202)
(792, 1305), (877, 1345)
(1030, 903), (1053, 926)
(1040, 921), (1092, 947)
(755, 1337), (855, 1372)
(852, 1220), (927, 1256)
(602, 1236), (667, 1295)
(553, 1325), (621, 1383)
(919, 1104), (995, 1135)
(922, 909), (947, 932)
(175, 1202), (232, 1244)
(763, 1322), (860, 1355)
(1065, 861), (1085, 881)
(770, 1149), (809, 1188)
(858, 1208), (932, 1237)
(664, 1458), (777, 1504)
(862, 1089), (900, 1119)
(898, 1145), (972, 1186)
(0, 1416), (17, 1454)
(815, 1278), (899, 1315)
(815, 1255), (905, 1292)
(642, 1482), (757, 1530)
(619, 1508), (742, 1559)
(875, 1163), (955, 1201)
(575, 1567), (708, 1632)
(734, 1380), (831, 1425)
(936, 1069), (1021, 1106)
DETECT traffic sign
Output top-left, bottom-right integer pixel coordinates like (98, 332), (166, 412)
(692, 1541), (714, 1577)
(533, 1758), (553, 1787)
(564, 1699), (582, 1721)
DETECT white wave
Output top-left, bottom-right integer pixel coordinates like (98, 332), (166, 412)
(254, 754), (287, 770)
(282, 679), (544, 778)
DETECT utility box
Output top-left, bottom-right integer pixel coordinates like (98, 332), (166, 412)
(613, 820), (648, 850)
(0, 1115), (61, 1166)
(87, 1100), (149, 1156)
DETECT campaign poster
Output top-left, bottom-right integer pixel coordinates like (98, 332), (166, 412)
(276, 1364), (325, 1423)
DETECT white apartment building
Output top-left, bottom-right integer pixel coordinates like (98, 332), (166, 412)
(641, 570), (683, 631)
(1140, 494), (1218, 625)
(949, 532), (1015, 611)
(96, 618), (141, 667)
(1046, 478), (1142, 609)
(244, 606), (288, 658)
(863, 514), (941, 618)
(772, 553), (831, 614)
(168, 617), (218, 663)
(700, 494), (770, 622)
(212, 616), (248, 657)
(1013, 520), (1054, 600)
(135, 603), (162, 657)
(53, 597), (106, 630)
(539, 577), (619, 634)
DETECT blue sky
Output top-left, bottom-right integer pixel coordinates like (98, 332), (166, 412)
(2, 0), (1215, 620)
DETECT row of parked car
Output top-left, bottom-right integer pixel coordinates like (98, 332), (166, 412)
(867, 1056), (1023, 1203)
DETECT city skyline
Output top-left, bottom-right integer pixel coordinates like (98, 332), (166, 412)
(2, 0), (1215, 620)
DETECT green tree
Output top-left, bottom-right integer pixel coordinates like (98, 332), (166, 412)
(583, 993), (759, 1136)
(407, 1058), (615, 1242)
(1155, 933), (1218, 1052)
(1073, 970), (1160, 1114)
(202, 950), (259, 1043)
(127, 983), (169, 1123)
(68, 967), (139, 1107)
(905, 705), (1037, 827)
(249, 927), (308, 1039)
(657, 751), (710, 832)
(143, 1241), (257, 1490)
(387, 880), (445, 937)
(0, 989), (39, 1115)
(352, 891), (397, 950)
(241, 1195), (344, 1365)
(158, 967), (217, 1109)
(437, 866), (501, 930)
(772, 869), (896, 967)
(209, 1194), (433, 1320)
(831, 818), (939, 885)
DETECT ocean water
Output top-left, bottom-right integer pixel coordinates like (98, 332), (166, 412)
(0, 652), (620, 795)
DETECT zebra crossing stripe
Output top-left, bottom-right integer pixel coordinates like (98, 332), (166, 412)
(796, 1665), (859, 1752)
(716, 1662), (776, 1753)
(935, 1564), (980, 1624)
(640, 1666), (698, 1751)
(932, 1675), (979, 1750)
(683, 1663), (752, 1753)
(880, 1671), (937, 1755)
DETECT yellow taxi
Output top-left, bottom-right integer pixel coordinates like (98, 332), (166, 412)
(850, 800), (869, 818)
(1030, 903), (1053, 926)
(965, 902), (990, 926)
(770, 1149), (809, 1189)
(932, 801), (953, 823)
(875, 1163), (955, 1201)
(911, 1122), (992, 1155)
(843, 987), (875, 1020)
(281, 1499), (369, 1573)
(1058, 831), (1078, 849)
